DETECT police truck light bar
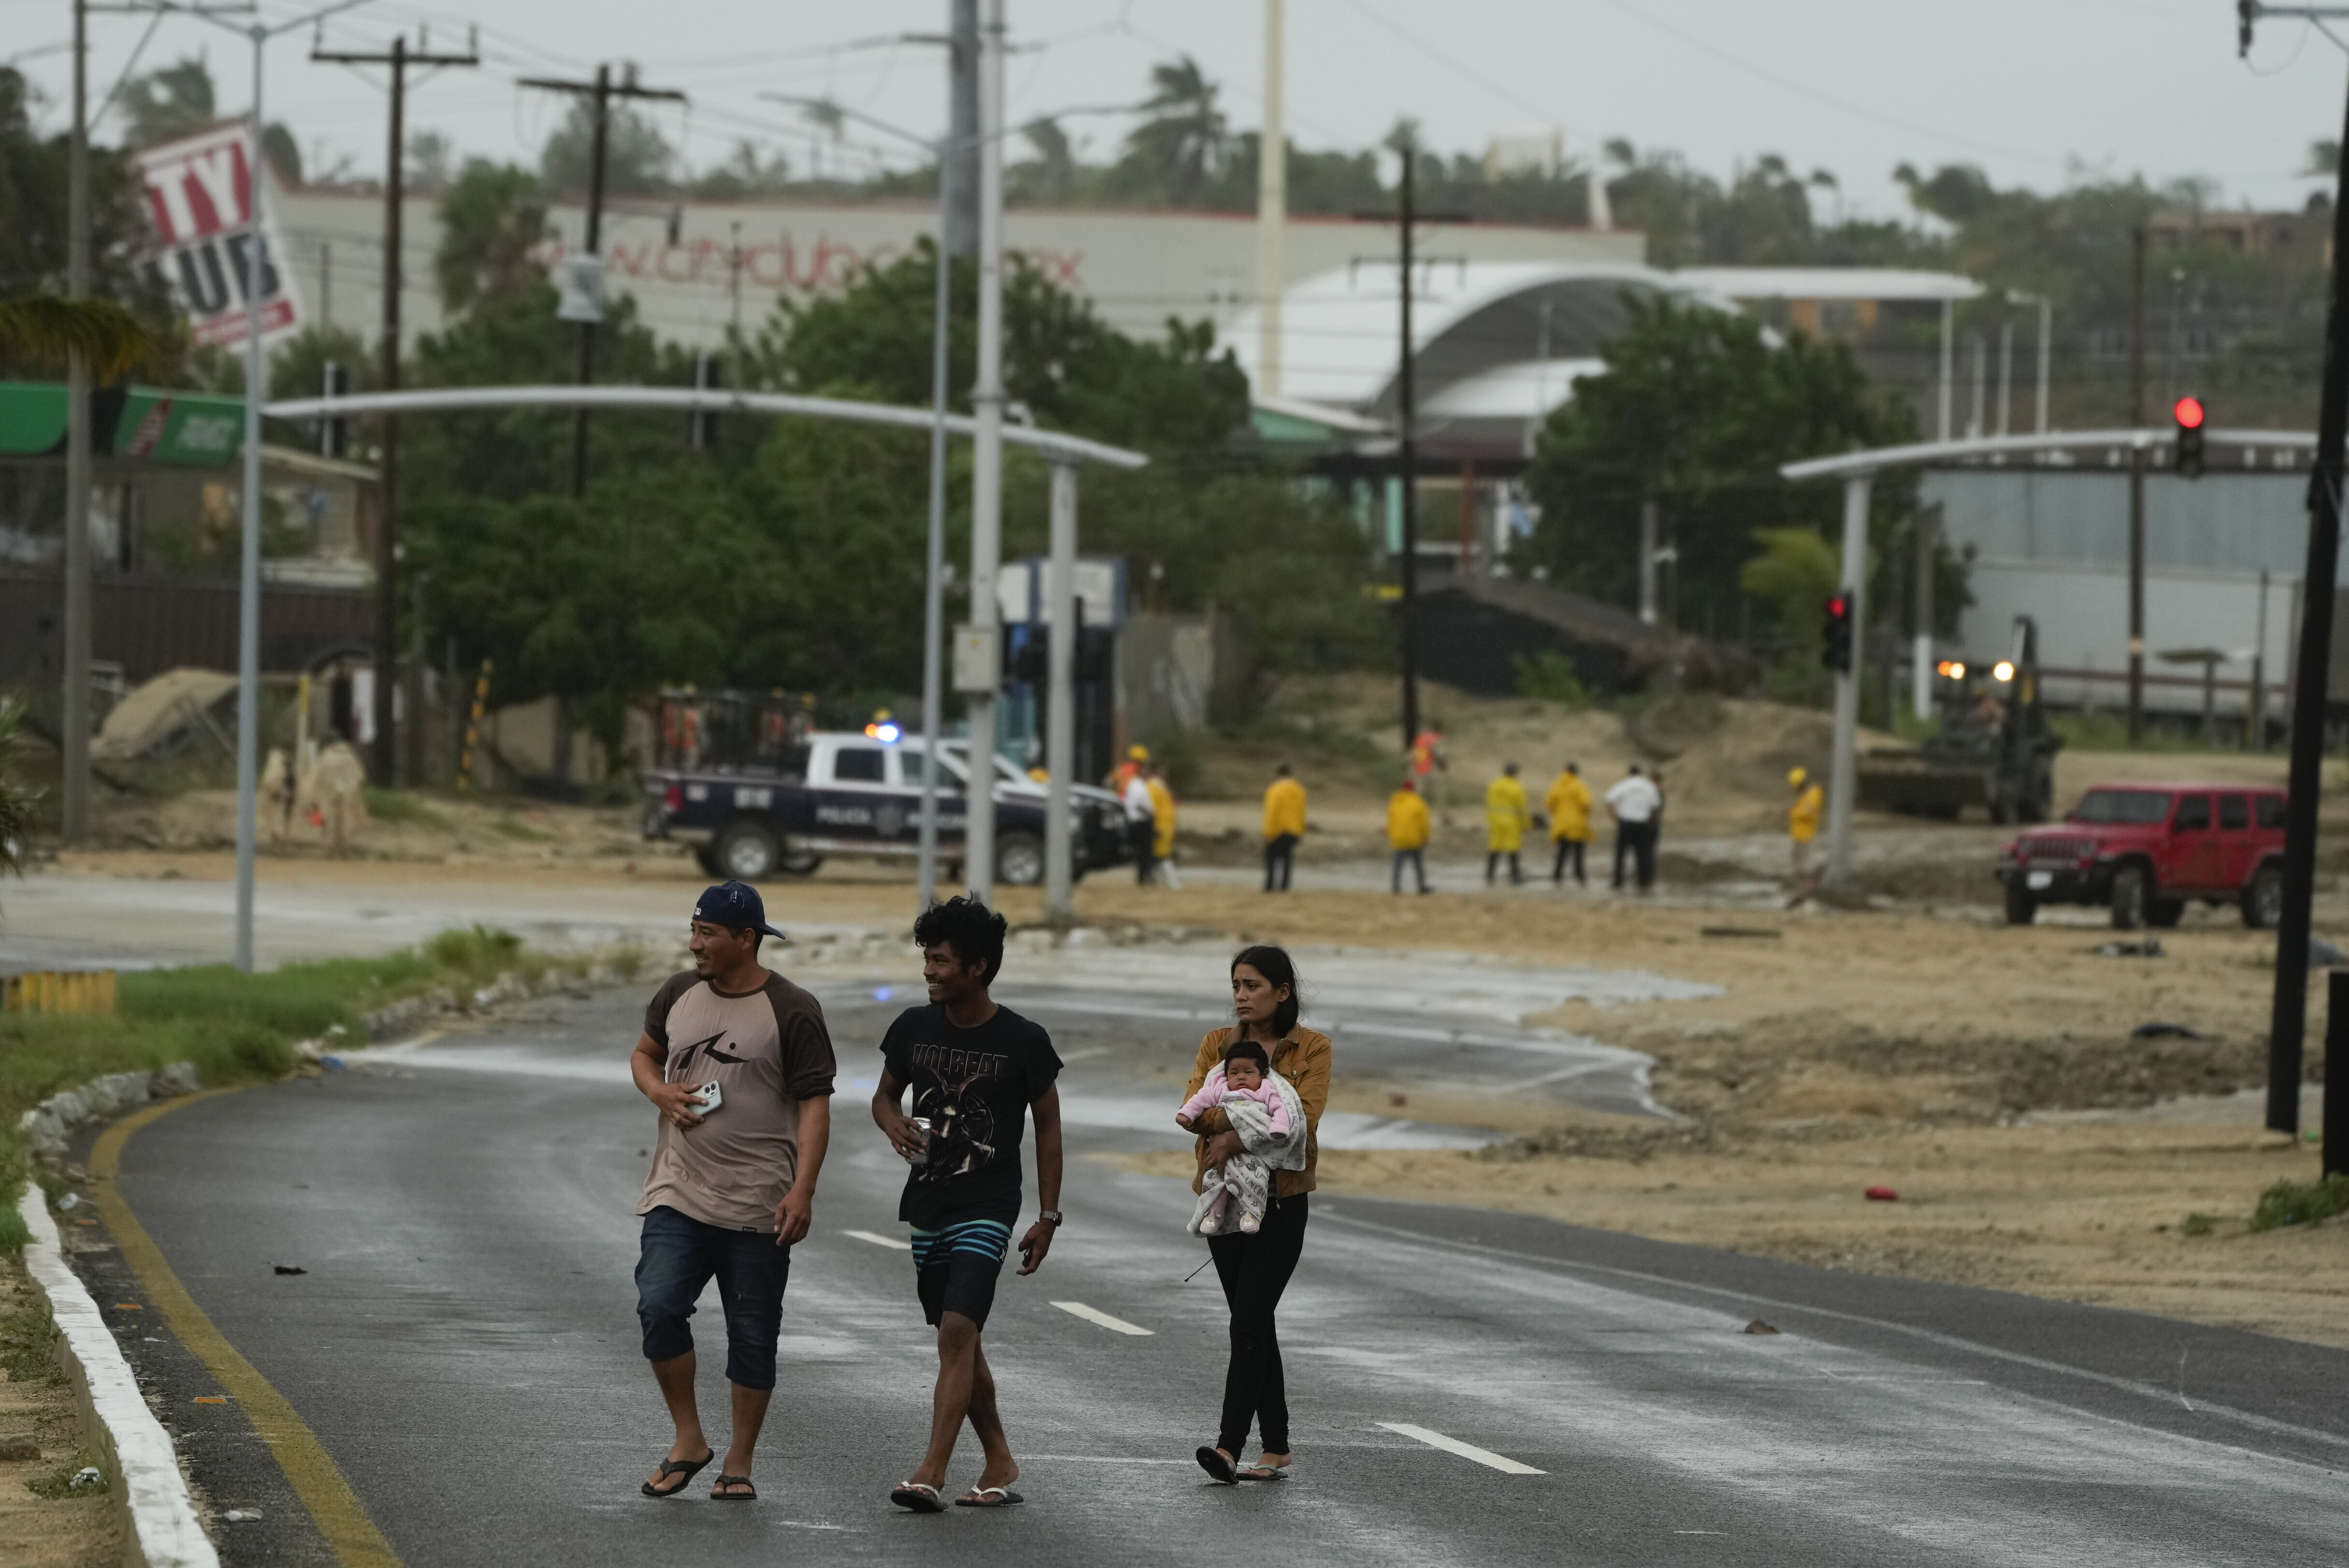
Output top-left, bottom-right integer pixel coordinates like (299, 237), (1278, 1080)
(2174, 395), (2206, 479)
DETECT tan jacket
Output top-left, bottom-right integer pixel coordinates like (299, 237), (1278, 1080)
(1183, 1026), (1331, 1199)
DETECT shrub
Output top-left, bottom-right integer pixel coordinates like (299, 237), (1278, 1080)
(2249, 1173), (2349, 1232)
(1513, 650), (1591, 707)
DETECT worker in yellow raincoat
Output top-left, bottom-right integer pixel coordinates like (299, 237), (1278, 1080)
(1147, 762), (1182, 888)
(1387, 777), (1432, 895)
(1787, 766), (1825, 903)
(1262, 763), (1306, 892)
(1485, 762), (1531, 886)
(1545, 760), (1594, 886)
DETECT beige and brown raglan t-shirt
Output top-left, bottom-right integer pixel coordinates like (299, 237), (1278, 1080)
(635, 969), (837, 1234)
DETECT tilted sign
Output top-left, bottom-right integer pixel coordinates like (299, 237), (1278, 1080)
(135, 124), (303, 349)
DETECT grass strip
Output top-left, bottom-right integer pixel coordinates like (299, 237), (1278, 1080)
(0, 925), (618, 1252)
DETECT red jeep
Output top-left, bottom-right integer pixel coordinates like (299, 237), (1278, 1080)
(1996, 784), (2286, 930)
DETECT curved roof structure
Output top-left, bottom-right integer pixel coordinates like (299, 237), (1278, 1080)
(1227, 261), (1737, 435)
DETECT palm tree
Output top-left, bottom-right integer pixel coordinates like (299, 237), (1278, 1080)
(0, 295), (159, 381)
(1124, 56), (1226, 203)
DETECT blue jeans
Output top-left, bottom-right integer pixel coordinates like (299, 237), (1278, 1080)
(635, 1206), (791, 1390)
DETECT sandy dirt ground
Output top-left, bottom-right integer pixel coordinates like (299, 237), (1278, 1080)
(0, 1260), (118, 1568)
(20, 681), (2349, 1354)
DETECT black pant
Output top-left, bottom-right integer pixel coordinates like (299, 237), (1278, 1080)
(1130, 818), (1157, 884)
(1612, 822), (1658, 889)
(1391, 848), (1427, 893)
(1552, 839), (1586, 884)
(1209, 1191), (1308, 1455)
(1263, 833), (1297, 891)
(1485, 850), (1522, 884)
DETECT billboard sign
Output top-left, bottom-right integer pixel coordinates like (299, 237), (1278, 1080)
(135, 124), (302, 349)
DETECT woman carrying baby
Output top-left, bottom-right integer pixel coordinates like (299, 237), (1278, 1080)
(1179, 945), (1329, 1486)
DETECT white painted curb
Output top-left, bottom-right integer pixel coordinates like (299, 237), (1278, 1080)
(18, 1185), (219, 1568)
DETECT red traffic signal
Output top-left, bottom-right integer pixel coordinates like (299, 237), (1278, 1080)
(2174, 395), (2207, 479)
(1821, 592), (1854, 674)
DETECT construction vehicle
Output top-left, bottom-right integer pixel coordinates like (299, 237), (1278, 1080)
(1858, 615), (2061, 824)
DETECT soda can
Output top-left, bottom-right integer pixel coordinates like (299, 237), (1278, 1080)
(902, 1116), (932, 1163)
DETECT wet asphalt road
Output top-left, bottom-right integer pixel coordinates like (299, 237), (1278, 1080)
(91, 984), (2349, 1568)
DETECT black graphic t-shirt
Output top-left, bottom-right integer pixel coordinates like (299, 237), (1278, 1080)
(880, 1002), (1060, 1227)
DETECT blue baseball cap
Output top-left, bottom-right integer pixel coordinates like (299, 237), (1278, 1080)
(692, 881), (785, 940)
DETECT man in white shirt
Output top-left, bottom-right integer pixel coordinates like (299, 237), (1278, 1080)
(1603, 764), (1663, 893)
(1122, 770), (1158, 885)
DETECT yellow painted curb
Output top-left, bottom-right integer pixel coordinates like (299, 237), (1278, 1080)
(92, 1093), (403, 1568)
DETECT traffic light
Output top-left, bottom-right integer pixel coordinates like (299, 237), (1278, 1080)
(689, 353), (719, 451)
(2173, 395), (2206, 479)
(318, 361), (349, 457)
(1822, 592), (1853, 674)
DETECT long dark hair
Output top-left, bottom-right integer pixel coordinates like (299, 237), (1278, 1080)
(1231, 944), (1300, 1040)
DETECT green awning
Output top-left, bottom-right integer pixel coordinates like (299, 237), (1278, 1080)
(0, 382), (248, 466)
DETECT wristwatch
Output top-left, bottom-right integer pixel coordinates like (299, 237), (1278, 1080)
(1037, 1210), (1064, 1227)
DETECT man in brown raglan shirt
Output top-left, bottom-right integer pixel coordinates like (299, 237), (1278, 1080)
(630, 881), (836, 1504)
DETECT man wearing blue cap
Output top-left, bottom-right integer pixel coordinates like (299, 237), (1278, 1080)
(630, 881), (837, 1503)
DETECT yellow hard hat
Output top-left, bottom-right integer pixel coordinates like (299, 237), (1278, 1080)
(1129, 744), (1149, 760)
(1788, 767), (1808, 787)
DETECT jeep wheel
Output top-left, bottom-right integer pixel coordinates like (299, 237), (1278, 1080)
(2242, 864), (2284, 930)
(778, 847), (824, 877)
(2109, 864), (2151, 930)
(997, 830), (1046, 887)
(2148, 898), (2185, 928)
(2002, 881), (2038, 926)
(715, 821), (780, 881)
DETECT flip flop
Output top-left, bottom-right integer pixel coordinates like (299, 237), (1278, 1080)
(640, 1451), (713, 1498)
(1236, 1461), (1290, 1482)
(954, 1485), (1025, 1508)
(710, 1474), (756, 1501)
(891, 1482), (947, 1513)
(1195, 1446), (1238, 1484)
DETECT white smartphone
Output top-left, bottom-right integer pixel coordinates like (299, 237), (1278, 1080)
(695, 1081), (723, 1113)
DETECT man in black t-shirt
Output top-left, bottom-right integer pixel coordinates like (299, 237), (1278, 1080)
(872, 898), (1063, 1512)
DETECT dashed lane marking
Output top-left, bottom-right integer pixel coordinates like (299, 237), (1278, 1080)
(843, 1230), (911, 1250)
(1051, 1301), (1155, 1336)
(1377, 1422), (1546, 1475)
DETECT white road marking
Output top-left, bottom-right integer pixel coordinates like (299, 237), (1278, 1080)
(842, 1229), (911, 1250)
(1051, 1300), (1154, 1336)
(1057, 1046), (1113, 1063)
(1378, 1422), (1546, 1475)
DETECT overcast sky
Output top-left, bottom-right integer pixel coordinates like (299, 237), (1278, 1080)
(8, 0), (2346, 222)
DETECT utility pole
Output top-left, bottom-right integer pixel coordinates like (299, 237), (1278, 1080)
(961, 0), (1007, 902)
(2265, 25), (2349, 1146)
(2127, 225), (2148, 743)
(1398, 145), (1420, 750)
(520, 65), (686, 499)
(1254, 0), (1286, 397)
(312, 27), (479, 787)
(944, 0), (979, 258)
(62, 0), (91, 844)
(1352, 146), (1467, 751)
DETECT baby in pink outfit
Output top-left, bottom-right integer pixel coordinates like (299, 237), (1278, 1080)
(1176, 1043), (1289, 1235)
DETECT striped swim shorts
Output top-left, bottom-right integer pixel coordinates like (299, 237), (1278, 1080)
(909, 1196), (1022, 1329)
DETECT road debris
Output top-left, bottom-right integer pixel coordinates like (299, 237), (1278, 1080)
(2130, 1022), (2210, 1041)
(1741, 1319), (1781, 1335)
(0, 1434), (39, 1461)
(1865, 1185), (1899, 1202)
(273, 1264), (307, 1276)
(2094, 939), (2164, 958)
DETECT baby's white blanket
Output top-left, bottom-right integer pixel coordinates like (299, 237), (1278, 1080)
(1185, 1070), (1306, 1238)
